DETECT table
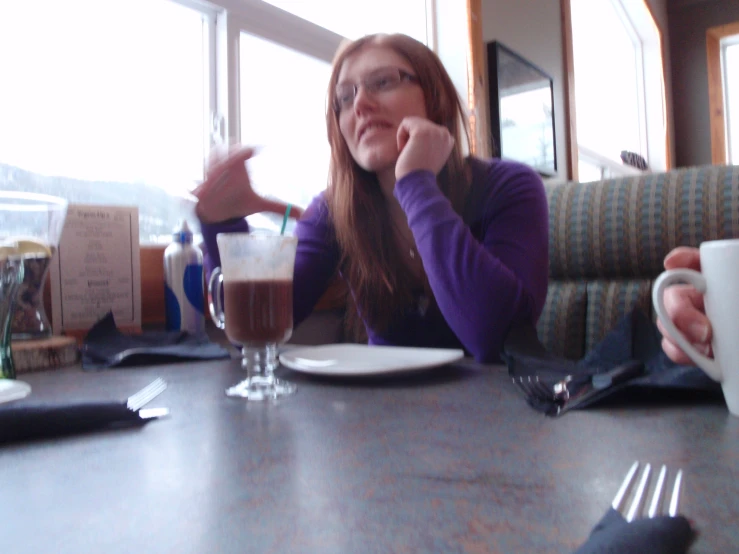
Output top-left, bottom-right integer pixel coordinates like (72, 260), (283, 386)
(1, 358), (737, 553)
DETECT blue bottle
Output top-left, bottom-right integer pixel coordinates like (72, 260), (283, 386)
(164, 220), (205, 334)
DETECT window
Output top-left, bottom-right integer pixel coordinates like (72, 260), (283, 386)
(239, 32), (332, 232)
(0, 0), (434, 243)
(570, 0), (666, 178)
(723, 38), (739, 164)
(261, 0), (428, 43)
(0, 0), (211, 242)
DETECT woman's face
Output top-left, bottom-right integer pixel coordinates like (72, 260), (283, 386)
(336, 45), (428, 175)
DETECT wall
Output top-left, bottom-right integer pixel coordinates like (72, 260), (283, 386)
(669, 0), (739, 167)
(481, 0), (568, 181)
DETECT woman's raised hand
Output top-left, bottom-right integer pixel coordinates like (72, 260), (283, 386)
(657, 246), (713, 364)
(394, 116), (454, 181)
(193, 146), (270, 224)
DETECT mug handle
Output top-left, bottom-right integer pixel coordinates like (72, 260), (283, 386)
(652, 269), (723, 382)
(208, 267), (225, 330)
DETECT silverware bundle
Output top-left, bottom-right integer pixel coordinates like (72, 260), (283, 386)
(512, 360), (645, 416)
(0, 378), (169, 444)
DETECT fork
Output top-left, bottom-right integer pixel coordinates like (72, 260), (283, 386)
(612, 461), (684, 521)
(127, 378), (168, 418)
(512, 361), (645, 415)
(514, 375), (568, 403)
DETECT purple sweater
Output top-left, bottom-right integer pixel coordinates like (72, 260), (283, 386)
(200, 158), (549, 362)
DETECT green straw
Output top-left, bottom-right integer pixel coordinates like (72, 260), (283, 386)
(280, 203), (292, 235)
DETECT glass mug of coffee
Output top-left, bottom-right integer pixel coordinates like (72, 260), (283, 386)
(653, 238), (739, 416)
(208, 233), (298, 400)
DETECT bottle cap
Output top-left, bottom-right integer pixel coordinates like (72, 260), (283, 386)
(172, 220), (193, 244)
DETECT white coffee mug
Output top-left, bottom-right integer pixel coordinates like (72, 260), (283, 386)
(653, 238), (739, 416)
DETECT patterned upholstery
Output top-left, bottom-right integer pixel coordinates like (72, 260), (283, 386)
(541, 165), (739, 359)
(536, 281), (587, 358)
(584, 280), (652, 353)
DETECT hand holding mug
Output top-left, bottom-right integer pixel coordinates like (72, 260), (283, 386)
(657, 247), (713, 364)
(652, 240), (739, 416)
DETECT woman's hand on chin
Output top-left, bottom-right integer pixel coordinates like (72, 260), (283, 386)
(394, 116), (454, 181)
(192, 145), (269, 224)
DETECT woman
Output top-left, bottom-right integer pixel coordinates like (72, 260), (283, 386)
(194, 33), (549, 363)
(658, 247), (713, 363)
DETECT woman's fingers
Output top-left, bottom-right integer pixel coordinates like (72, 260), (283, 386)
(657, 283), (712, 362)
(192, 145), (263, 223)
(660, 334), (710, 365)
(205, 146), (256, 183)
(193, 146), (257, 200)
(659, 246), (710, 363)
(664, 246), (701, 271)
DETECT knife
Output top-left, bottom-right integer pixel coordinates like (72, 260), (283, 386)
(554, 360), (646, 416)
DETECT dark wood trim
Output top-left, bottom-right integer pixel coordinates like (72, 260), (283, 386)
(466, 0), (492, 158)
(643, 0), (673, 169)
(706, 30), (725, 164)
(706, 22), (739, 165)
(560, 0), (578, 181)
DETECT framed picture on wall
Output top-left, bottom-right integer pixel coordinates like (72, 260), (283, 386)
(487, 41), (557, 176)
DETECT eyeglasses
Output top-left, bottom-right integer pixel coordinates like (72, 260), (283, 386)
(334, 67), (419, 113)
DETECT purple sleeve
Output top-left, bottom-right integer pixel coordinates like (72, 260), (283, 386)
(292, 194), (341, 326)
(394, 161), (549, 362)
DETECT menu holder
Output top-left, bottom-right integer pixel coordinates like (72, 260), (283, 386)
(49, 204), (141, 339)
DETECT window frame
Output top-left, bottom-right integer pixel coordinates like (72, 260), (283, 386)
(197, 0), (438, 152)
(706, 22), (739, 165)
(707, 30), (739, 164)
(564, 0), (668, 180)
(719, 34), (739, 164)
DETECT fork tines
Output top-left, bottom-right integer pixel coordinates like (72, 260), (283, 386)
(512, 375), (554, 401)
(127, 378), (167, 412)
(612, 461), (684, 521)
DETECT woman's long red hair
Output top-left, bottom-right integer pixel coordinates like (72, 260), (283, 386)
(324, 34), (471, 337)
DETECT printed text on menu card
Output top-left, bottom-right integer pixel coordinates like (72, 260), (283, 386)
(50, 205), (141, 334)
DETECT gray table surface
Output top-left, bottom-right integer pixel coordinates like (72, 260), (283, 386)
(1, 357), (737, 554)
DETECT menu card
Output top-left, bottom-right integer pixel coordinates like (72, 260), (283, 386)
(50, 204), (141, 335)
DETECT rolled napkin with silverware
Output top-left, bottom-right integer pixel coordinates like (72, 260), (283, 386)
(0, 379), (168, 444)
(501, 309), (723, 416)
(573, 461), (696, 554)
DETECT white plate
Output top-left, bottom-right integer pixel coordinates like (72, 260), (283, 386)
(0, 380), (31, 405)
(279, 344), (465, 376)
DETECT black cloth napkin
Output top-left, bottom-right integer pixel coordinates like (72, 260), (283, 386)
(0, 400), (147, 444)
(502, 308), (722, 414)
(82, 312), (230, 370)
(573, 508), (695, 554)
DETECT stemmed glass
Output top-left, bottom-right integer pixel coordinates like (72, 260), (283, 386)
(208, 233), (298, 400)
(0, 191), (68, 379)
